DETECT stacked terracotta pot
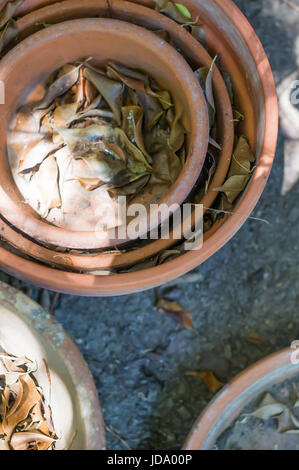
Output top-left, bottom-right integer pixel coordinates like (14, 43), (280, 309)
(0, 0), (278, 296)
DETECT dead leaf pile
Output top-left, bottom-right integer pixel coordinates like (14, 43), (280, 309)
(9, 60), (186, 229)
(0, 351), (58, 450)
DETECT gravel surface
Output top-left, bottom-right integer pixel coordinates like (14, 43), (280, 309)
(1, 0), (299, 450)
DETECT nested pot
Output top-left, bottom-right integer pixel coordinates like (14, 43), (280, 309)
(184, 348), (299, 450)
(0, 0), (278, 296)
(0, 0), (233, 271)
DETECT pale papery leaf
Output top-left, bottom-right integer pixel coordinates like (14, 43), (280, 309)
(18, 140), (61, 174)
(53, 102), (78, 127)
(83, 67), (123, 125)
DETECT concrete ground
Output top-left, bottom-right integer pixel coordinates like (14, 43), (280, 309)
(1, 0), (299, 450)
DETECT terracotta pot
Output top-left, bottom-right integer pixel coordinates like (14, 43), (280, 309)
(0, 17), (209, 249)
(0, 281), (105, 449)
(0, 0), (278, 295)
(184, 348), (299, 450)
(0, 0), (64, 16)
(0, 0), (233, 272)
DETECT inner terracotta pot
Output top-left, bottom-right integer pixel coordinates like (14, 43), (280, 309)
(0, 17), (209, 250)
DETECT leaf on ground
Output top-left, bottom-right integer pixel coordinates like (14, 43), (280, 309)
(156, 297), (193, 329)
(187, 370), (224, 393)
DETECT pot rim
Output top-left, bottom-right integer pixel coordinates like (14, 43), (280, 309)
(0, 17), (209, 249)
(0, 0), (278, 295)
(0, 280), (106, 450)
(183, 348), (299, 450)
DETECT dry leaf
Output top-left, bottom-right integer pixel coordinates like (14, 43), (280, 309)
(205, 56), (217, 114)
(214, 175), (250, 204)
(0, 18), (18, 54)
(155, 0), (194, 24)
(0, 0), (23, 29)
(156, 297), (193, 329)
(83, 67), (123, 125)
(277, 408), (295, 433)
(0, 352), (58, 451)
(10, 431), (55, 450)
(18, 140), (60, 174)
(35, 155), (61, 216)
